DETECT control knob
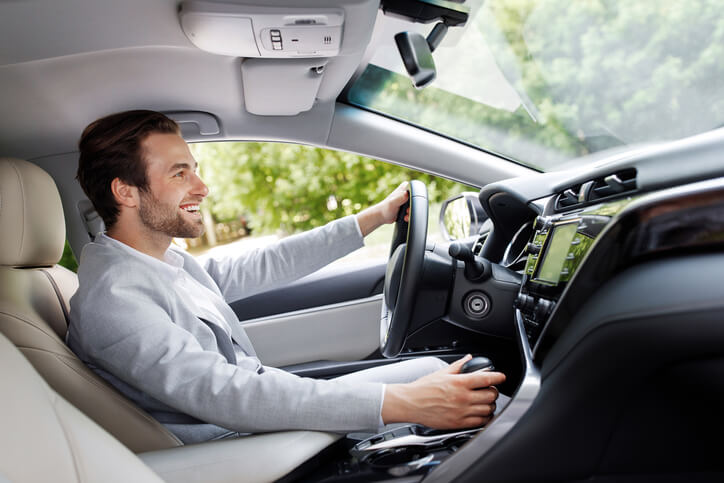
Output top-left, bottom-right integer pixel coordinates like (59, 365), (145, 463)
(534, 298), (555, 321)
(514, 293), (535, 313)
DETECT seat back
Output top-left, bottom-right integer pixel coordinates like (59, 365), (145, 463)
(0, 157), (181, 452)
(0, 332), (164, 483)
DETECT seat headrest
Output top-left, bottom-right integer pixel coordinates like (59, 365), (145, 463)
(0, 158), (65, 267)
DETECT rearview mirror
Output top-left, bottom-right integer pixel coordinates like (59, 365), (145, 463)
(440, 192), (488, 240)
(394, 32), (436, 88)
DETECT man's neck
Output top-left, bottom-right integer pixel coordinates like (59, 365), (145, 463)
(106, 225), (172, 262)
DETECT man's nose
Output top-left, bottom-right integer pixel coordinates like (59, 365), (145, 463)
(191, 172), (209, 198)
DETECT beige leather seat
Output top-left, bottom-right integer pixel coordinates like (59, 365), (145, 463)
(0, 332), (165, 482)
(0, 330), (343, 483)
(0, 157), (181, 452)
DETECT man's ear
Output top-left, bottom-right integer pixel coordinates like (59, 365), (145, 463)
(110, 177), (139, 208)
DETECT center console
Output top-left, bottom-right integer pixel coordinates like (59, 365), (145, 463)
(514, 198), (635, 350)
(280, 424), (484, 482)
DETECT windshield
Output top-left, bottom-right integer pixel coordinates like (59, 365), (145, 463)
(347, 0), (724, 171)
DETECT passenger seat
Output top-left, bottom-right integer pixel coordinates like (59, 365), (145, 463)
(0, 157), (181, 452)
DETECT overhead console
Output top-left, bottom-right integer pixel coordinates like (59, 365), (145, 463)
(178, 0), (378, 116)
(180, 2), (344, 58)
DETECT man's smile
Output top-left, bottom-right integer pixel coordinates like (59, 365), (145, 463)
(180, 202), (201, 217)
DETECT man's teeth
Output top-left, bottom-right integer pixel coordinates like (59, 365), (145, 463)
(181, 205), (200, 213)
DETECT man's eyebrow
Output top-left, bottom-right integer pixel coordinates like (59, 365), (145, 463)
(168, 162), (197, 172)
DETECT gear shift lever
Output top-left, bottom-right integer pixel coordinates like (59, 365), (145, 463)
(460, 356), (494, 373)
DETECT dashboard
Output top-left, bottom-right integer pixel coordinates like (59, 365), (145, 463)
(475, 127), (724, 364)
(419, 127), (724, 482)
(515, 194), (634, 347)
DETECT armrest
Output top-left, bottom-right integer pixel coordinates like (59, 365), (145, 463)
(138, 430), (341, 483)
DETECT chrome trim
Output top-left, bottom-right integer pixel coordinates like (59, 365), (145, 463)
(363, 428), (480, 452)
(501, 220), (533, 268)
(388, 454), (437, 477)
(240, 294), (383, 325)
(528, 194), (553, 215)
(423, 309), (541, 482)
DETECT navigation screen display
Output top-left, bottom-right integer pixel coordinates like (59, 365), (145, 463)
(536, 222), (579, 284)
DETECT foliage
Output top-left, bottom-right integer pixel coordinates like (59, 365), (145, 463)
(59, 240), (78, 272)
(191, 142), (473, 235)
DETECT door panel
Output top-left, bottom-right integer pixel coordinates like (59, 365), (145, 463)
(242, 295), (382, 367)
(230, 261), (386, 322)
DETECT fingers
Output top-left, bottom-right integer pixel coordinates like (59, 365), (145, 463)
(446, 354), (473, 374)
(466, 387), (499, 405)
(466, 403), (496, 417)
(395, 181), (409, 193)
(460, 415), (494, 428)
(388, 183), (409, 208)
(460, 370), (506, 389)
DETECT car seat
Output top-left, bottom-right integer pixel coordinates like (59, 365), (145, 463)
(0, 157), (181, 452)
(0, 331), (165, 482)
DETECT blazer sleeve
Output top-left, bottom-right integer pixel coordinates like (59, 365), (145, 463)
(199, 215), (364, 302)
(75, 276), (384, 433)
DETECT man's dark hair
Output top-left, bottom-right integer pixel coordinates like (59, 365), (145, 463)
(77, 110), (180, 228)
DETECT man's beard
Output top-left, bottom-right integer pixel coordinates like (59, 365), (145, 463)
(138, 190), (205, 239)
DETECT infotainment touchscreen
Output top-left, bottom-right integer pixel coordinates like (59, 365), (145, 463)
(534, 221), (579, 284)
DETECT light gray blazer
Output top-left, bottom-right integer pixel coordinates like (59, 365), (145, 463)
(67, 216), (383, 441)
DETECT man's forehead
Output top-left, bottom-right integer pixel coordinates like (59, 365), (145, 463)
(142, 133), (196, 170)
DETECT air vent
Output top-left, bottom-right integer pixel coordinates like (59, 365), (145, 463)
(584, 168), (637, 201)
(554, 185), (582, 211)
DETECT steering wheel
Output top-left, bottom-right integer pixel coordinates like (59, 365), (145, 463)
(380, 180), (428, 358)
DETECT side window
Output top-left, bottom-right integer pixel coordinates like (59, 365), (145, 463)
(185, 142), (474, 266)
(59, 240), (78, 272)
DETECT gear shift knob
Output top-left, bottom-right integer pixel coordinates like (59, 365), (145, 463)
(460, 356), (494, 373)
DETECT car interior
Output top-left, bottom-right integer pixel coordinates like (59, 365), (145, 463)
(1, 0), (724, 482)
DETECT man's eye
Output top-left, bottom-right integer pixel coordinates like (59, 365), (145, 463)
(174, 172), (185, 178)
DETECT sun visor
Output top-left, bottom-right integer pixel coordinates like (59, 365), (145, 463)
(180, 2), (344, 58)
(241, 58), (329, 116)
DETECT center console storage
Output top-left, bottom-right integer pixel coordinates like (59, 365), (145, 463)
(284, 424), (482, 482)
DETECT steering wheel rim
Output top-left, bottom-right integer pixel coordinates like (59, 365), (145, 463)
(380, 180), (428, 358)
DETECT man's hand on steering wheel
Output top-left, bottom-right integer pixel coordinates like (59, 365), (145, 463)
(356, 182), (410, 236)
(378, 181), (410, 224)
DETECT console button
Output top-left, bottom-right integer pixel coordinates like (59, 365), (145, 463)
(527, 242), (541, 255)
(514, 293), (535, 312)
(533, 216), (546, 231)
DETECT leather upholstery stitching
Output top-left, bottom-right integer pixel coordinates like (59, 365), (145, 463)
(39, 267), (71, 323)
(8, 162), (25, 263)
(0, 310), (70, 352)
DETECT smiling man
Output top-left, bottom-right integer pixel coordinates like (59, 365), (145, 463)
(67, 110), (505, 444)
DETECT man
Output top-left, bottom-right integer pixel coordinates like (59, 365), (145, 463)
(67, 110), (505, 444)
